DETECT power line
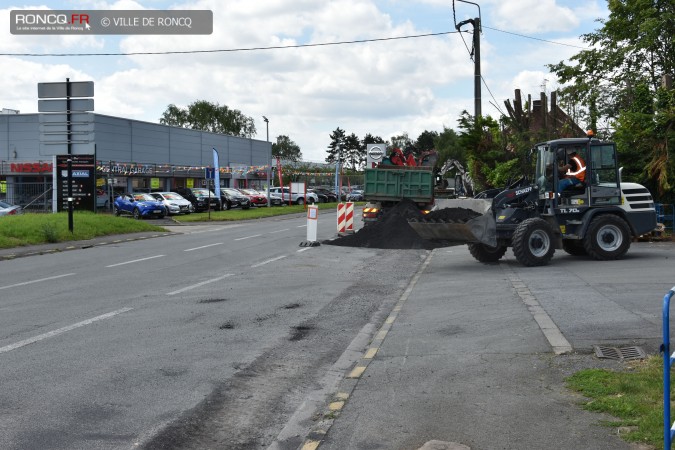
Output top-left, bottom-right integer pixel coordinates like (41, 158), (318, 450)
(0, 25), (588, 57)
(458, 30), (474, 61)
(482, 25), (588, 49)
(0, 31), (459, 57)
(481, 75), (506, 116)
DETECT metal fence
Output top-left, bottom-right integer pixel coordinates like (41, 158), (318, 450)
(657, 203), (674, 233)
(1, 182), (53, 213)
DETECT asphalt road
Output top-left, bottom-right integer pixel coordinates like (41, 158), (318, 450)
(0, 211), (431, 450)
(1, 209), (673, 450)
(317, 240), (674, 450)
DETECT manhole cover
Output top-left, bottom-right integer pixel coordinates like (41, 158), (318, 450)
(593, 345), (646, 361)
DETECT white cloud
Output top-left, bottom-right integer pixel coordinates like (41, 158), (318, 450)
(488, 0), (578, 33)
(1, 0), (601, 162)
(0, 56), (92, 113)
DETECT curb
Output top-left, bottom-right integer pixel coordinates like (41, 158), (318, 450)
(0, 232), (175, 261)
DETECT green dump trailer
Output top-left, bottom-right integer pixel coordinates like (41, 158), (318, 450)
(361, 166), (435, 225)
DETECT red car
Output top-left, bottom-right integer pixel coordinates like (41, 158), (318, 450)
(236, 188), (268, 207)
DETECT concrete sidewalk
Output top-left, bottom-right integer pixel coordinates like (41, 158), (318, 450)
(300, 247), (642, 450)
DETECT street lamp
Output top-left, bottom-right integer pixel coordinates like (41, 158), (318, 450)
(263, 116), (271, 207)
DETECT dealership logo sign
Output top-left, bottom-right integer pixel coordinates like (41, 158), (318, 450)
(367, 146), (384, 161)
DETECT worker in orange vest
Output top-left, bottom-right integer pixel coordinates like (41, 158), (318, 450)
(558, 149), (586, 191)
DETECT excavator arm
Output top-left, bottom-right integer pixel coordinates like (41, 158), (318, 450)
(437, 159), (475, 197)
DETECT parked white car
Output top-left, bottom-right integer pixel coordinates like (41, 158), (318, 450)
(269, 187), (318, 205)
(150, 192), (194, 215)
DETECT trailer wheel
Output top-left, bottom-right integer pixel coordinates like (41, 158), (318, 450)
(468, 243), (507, 263)
(583, 215), (631, 260)
(512, 218), (555, 266)
(562, 239), (587, 256)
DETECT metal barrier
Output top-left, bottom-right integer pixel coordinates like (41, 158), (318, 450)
(657, 203), (674, 233)
(662, 286), (675, 449)
(1, 181), (52, 213)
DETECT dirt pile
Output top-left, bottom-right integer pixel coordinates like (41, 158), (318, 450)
(325, 199), (456, 250)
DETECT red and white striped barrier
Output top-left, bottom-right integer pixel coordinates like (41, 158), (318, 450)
(337, 202), (354, 234)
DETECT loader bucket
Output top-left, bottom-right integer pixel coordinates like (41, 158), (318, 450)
(408, 198), (497, 247)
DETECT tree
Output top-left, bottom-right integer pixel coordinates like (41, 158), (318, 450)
(456, 111), (514, 192)
(415, 130), (439, 152)
(362, 133), (385, 147)
(272, 135), (302, 162)
(159, 100), (257, 138)
(325, 127), (346, 164)
(390, 133), (413, 150)
(547, 0), (675, 199)
(342, 133), (363, 170)
(433, 127), (464, 163)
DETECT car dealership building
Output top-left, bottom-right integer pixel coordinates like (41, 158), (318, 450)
(0, 111), (272, 210)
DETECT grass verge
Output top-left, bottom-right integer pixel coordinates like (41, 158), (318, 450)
(175, 202), (361, 223)
(0, 203), (364, 249)
(0, 212), (165, 249)
(566, 355), (665, 449)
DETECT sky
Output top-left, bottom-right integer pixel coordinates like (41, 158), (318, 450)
(0, 0), (609, 163)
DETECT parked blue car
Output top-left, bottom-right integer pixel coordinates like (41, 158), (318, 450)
(114, 193), (167, 219)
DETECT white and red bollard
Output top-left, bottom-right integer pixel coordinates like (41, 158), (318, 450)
(337, 202), (354, 234)
(300, 204), (320, 247)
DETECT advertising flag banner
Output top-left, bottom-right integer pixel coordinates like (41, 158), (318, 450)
(212, 148), (221, 199)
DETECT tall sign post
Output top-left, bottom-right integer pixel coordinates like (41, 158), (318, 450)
(263, 116), (271, 207)
(205, 167), (215, 220)
(39, 79), (94, 232)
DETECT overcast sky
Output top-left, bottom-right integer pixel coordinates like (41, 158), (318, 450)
(1, 0), (608, 162)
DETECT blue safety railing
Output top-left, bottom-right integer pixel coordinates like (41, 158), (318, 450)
(662, 286), (675, 449)
(656, 203), (674, 233)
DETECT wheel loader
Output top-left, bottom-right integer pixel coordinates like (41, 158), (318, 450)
(408, 135), (657, 266)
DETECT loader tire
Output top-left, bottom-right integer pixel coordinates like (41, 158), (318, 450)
(512, 218), (555, 267)
(562, 239), (587, 256)
(468, 243), (507, 263)
(582, 214), (631, 260)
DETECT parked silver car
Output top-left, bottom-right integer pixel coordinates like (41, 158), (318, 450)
(0, 200), (22, 216)
(150, 192), (194, 215)
(269, 187), (318, 205)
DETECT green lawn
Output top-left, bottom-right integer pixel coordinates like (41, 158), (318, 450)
(566, 355), (667, 449)
(0, 212), (165, 249)
(0, 203), (362, 249)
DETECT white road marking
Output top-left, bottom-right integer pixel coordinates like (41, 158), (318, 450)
(184, 243), (224, 252)
(187, 227), (227, 234)
(0, 307), (133, 354)
(297, 225), (307, 228)
(500, 262), (573, 355)
(234, 234), (262, 241)
(105, 255), (165, 268)
(167, 273), (234, 296)
(270, 229), (290, 234)
(251, 255), (287, 268)
(0, 273), (76, 291)
(297, 248), (311, 253)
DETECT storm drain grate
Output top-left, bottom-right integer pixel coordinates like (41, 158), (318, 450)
(593, 345), (646, 361)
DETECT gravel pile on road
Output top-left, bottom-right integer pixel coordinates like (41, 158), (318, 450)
(324, 199), (454, 250)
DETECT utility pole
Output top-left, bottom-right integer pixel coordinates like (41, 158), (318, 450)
(456, 17), (481, 119)
(454, 0), (482, 120)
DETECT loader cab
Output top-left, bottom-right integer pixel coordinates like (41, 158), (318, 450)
(534, 137), (622, 208)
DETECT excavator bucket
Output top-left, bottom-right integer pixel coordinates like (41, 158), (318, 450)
(408, 198), (497, 247)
